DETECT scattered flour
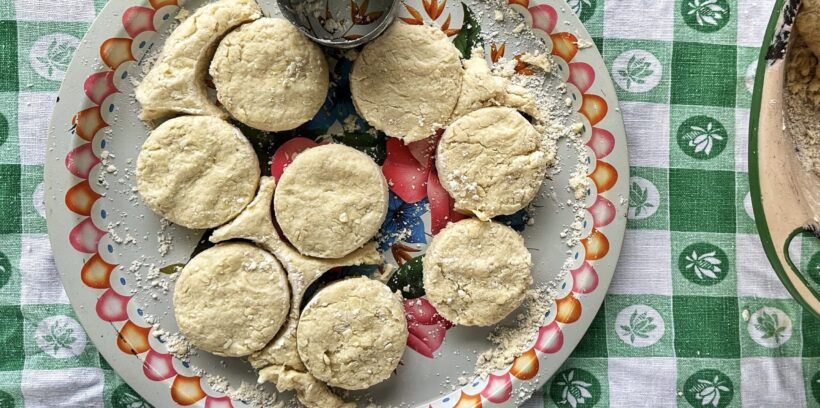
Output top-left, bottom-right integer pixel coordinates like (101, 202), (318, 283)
(474, 285), (555, 378)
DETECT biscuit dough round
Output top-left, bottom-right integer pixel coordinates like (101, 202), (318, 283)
(273, 144), (388, 258)
(297, 277), (407, 390)
(350, 23), (463, 142)
(423, 219), (533, 326)
(174, 242), (290, 357)
(436, 107), (548, 221)
(137, 116), (260, 229)
(211, 18), (329, 132)
(134, 0), (261, 121)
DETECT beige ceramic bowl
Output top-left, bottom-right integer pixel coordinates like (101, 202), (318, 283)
(750, 0), (820, 316)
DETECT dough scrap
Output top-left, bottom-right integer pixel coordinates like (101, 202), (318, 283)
(136, 116), (260, 229)
(210, 177), (381, 407)
(451, 47), (538, 120)
(351, 23), (463, 142)
(422, 219), (532, 326)
(135, 0), (261, 121)
(436, 107), (548, 220)
(211, 18), (329, 132)
(173, 242), (290, 357)
(297, 277), (407, 390)
(274, 144), (388, 258)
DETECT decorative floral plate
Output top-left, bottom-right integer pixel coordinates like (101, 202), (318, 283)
(44, 0), (628, 406)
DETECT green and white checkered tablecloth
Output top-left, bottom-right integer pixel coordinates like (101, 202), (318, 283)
(1, 0), (820, 406)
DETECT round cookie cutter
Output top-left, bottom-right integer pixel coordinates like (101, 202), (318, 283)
(278, 0), (400, 48)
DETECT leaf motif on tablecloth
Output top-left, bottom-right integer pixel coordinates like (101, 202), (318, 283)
(615, 305), (665, 348)
(566, 0), (595, 22)
(627, 176), (659, 220)
(549, 368), (601, 407)
(612, 50), (662, 93)
(34, 315), (87, 358)
(618, 55), (653, 90)
(628, 181), (652, 217)
(755, 311), (786, 341)
(29, 33), (80, 82)
(747, 307), (793, 348)
(676, 116), (728, 160)
(684, 369), (734, 408)
(111, 383), (151, 408)
(682, 0), (730, 32)
(679, 243), (729, 286)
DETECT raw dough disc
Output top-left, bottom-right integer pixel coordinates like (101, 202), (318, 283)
(174, 242), (290, 357)
(136, 116), (260, 229)
(211, 18), (329, 132)
(423, 218), (532, 326)
(436, 107), (548, 221)
(297, 277), (407, 390)
(350, 22), (463, 142)
(273, 144), (388, 258)
(134, 0), (261, 121)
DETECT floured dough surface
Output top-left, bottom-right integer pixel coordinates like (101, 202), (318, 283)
(136, 116), (260, 229)
(135, 0), (260, 121)
(297, 277), (407, 390)
(437, 107), (547, 220)
(423, 219), (532, 326)
(210, 177), (381, 408)
(173, 242), (290, 357)
(451, 47), (538, 120)
(350, 23), (463, 142)
(211, 18), (329, 132)
(274, 144), (388, 258)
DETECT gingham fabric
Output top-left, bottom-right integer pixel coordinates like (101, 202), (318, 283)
(1, 0), (819, 407)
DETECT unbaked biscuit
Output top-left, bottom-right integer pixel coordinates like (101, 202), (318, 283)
(297, 277), (407, 390)
(273, 144), (388, 258)
(423, 218), (532, 326)
(211, 18), (329, 132)
(173, 242), (290, 357)
(436, 107), (548, 220)
(135, 0), (261, 121)
(136, 116), (260, 229)
(350, 23), (463, 142)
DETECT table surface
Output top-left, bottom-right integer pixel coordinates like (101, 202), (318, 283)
(1, 0), (820, 407)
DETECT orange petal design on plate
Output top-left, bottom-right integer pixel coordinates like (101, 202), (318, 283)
(580, 94), (607, 125)
(66, 180), (101, 216)
(400, 3), (424, 24)
(73, 107), (107, 142)
(555, 293), (582, 323)
(589, 161), (617, 193)
(508, 0), (529, 8)
(100, 38), (134, 71)
(149, 0), (178, 8)
(117, 320), (151, 354)
(550, 32), (578, 62)
(582, 228), (609, 261)
(81, 253), (115, 289)
(490, 43), (505, 63)
(172, 375), (206, 406)
(455, 391), (483, 408)
(510, 348), (539, 380)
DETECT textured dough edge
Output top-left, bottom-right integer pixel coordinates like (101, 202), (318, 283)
(135, 0), (261, 121)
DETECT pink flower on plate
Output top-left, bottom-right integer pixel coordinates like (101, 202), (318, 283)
(270, 137), (319, 181)
(404, 297), (454, 358)
(381, 133), (463, 235)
